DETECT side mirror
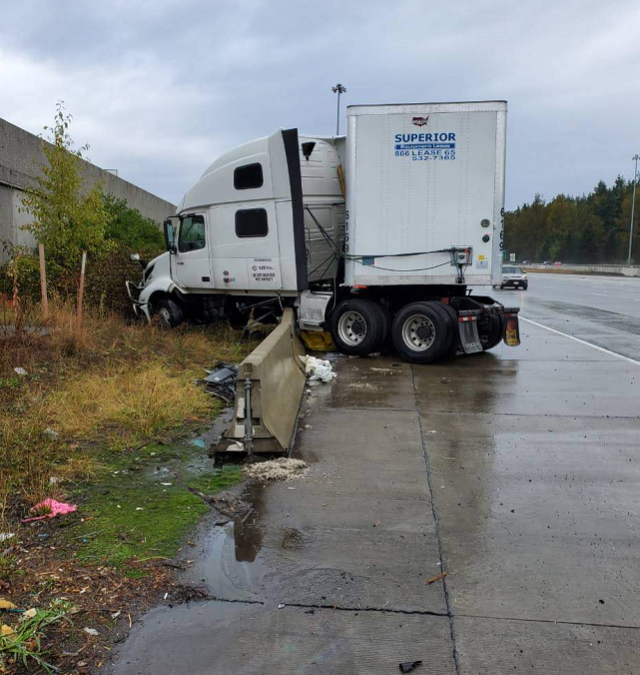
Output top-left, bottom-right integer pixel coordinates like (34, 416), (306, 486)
(164, 219), (177, 254)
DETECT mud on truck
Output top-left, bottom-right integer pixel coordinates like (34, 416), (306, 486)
(127, 100), (520, 364)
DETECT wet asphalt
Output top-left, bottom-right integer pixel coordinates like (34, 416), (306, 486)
(112, 273), (640, 674)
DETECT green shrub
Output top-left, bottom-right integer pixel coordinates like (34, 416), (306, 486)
(103, 194), (165, 251)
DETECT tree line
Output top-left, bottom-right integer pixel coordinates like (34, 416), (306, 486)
(1, 103), (164, 310)
(504, 176), (639, 264)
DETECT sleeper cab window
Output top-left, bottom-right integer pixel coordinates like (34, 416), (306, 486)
(235, 208), (268, 238)
(234, 163), (263, 190)
(178, 215), (206, 252)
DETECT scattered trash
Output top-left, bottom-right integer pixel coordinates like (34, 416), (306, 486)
(13, 367), (27, 376)
(43, 428), (59, 441)
(1, 625), (14, 636)
(111, 611), (121, 619)
(243, 458), (308, 481)
(0, 599), (17, 610)
(277, 603), (285, 609)
(300, 355), (336, 383)
(21, 608), (37, 621)
(373, 520), (381, 527)
(399, 660), (423, 673)
(136, 507), (144, 511)
(164, 592), (169, 600)
(0, 533), (15, 543)
(83, 627), (99, 636)
(49, 476), (61, 485)
(201, 363), (238, 403)
(426, 571), (447, 585)
(189, 438), (206, 449)
(22, 499), (78, 522)
(346, 382), (380, 392)
(161, 482), (173, 486)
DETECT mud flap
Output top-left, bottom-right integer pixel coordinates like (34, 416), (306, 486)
(457, 312), (483, 354)
(503, 311), (521, 347)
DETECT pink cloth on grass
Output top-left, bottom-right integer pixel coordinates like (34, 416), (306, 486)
(22, 499), (78, 522)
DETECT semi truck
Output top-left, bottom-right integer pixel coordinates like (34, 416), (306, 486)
(127, 100), (520, 364)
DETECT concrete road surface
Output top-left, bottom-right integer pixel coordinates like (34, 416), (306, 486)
(112, 273), (640, 675)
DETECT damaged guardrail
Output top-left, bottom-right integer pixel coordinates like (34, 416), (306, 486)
(214, 308), (306, 454)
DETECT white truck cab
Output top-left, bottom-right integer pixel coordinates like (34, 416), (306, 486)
(128, 102), (520, 363)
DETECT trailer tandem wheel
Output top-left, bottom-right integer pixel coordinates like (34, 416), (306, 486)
(391, 302), (452, 364)
(433, 302), (460, 358)
(329, 299), (386, 356)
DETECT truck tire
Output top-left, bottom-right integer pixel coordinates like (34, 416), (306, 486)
(392, 302), (452, 364)
(434, 302), (459, 358)
(375, 302), (392, 349)
(478, 313), (503, 351)
(155, 297), (184, 329)
(330, 299), (386, 356)
(223, 300), (248, 330)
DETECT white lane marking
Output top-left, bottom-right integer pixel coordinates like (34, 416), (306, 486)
(519, 317), (640, 366)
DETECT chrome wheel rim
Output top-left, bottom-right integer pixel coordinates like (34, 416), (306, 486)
(402, 314), (435, 352)
(337, 310), (367, 346)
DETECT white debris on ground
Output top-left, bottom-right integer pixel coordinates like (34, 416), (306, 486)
(13, 367), (27, 376)
(243, 458), (308, 481)
(346, 382), (380, 391)
(300, 355), (336, 384)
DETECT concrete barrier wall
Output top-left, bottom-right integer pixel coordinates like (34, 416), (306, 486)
(223, 309), (307, 453)
(0, 116), (176, 259)
(525, 263), (640, 277)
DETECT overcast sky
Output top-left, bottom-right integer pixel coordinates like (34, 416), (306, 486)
(1, 0), (639, 209)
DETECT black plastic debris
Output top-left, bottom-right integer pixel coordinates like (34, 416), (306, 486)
(399, 661), (423, 673)
(202, 363), (238, 403)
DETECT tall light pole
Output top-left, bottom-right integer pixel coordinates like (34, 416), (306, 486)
(332, 84), (347, 135)
(629, 154), (639, 265)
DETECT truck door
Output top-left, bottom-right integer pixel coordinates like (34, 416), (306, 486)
(172, 212), (213, 290)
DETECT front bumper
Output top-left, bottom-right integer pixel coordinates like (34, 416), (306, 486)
(125, 280), (151, 321)
(501, 279), (527, 288)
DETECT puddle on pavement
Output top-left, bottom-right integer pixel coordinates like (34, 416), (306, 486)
(188, 482), (267, 600)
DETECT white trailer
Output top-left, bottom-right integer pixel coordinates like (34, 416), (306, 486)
(127, 100), (520, 364)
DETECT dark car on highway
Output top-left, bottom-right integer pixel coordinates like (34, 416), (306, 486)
(500, 265), (528, 290)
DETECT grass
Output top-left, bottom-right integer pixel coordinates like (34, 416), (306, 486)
(64, 443), (243, 568)
(0, 299), (259, 549)
(43, 361), (211, 442)
(0, 599), (75, 674)
(187, 466), (243, 495)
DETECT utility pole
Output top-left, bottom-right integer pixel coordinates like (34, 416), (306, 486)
(629, 154), (639, 266)
(332, 84), (347, 135)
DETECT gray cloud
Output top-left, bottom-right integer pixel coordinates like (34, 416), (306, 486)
(1, 0), (639, 208)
